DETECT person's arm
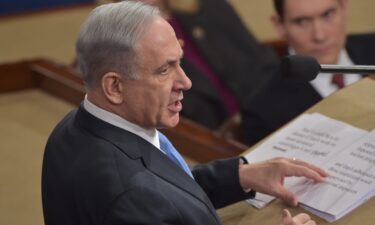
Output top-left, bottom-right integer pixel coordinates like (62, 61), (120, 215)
(103, 187), (181, 225)
(192, 157), (255, 209)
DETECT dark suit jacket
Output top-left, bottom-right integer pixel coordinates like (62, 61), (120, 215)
(241, 33), (375, 146)
(173, 0), (278, 129)
(42, 105), (254, 225)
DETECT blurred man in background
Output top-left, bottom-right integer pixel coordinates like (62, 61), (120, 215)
(242, 0), (375, 146)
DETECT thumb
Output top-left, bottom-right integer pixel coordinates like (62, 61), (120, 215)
(282, 209), (292, 219)
(281, 209), (292, 225)
(277, 186), (298, 206)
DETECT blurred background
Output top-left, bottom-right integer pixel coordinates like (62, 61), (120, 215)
(0, 0), (374, 224)
(0, 0), (374, 64)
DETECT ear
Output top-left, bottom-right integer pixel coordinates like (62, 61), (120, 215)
(271, 14), (287, 38)
(101, 72), (124, 105)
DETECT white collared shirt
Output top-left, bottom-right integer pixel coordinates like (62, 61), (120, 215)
(289, 49), (362, 97)
(83, 96), (163, 152)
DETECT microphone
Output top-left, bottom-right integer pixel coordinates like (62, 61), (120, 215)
(280, 55), (375, 81)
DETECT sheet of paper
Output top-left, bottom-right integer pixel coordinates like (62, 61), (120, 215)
(291, 130), (375, 222)
(245, 113), (367, 208)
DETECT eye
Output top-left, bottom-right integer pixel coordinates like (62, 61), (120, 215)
(159, 66), (170, 75)
(293, 18), (311, 27)
(322, 9), (336, 21)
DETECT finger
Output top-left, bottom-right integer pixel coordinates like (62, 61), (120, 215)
(290, 159), (328, 177)
(275, 185), (298, 206)
(283, 209), (292, 218)
(305, 221), (316, 225)
(282, 209), (293, 224)
(293, 213), (311, 224)
(284, 164), (326, 183)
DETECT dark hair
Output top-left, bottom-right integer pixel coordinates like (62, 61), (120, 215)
(273, 0), (284, 18)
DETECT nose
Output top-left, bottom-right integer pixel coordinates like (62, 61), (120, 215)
(311, 20), (326, 42)
(175, 66), (192, 91)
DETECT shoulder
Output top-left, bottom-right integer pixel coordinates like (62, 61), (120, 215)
(347, 33), (375, 43)
(346, 33), (375, 65)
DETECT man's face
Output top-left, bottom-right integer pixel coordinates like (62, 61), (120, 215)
(120, 17), (192, 129)
(274, 0), (348, 64)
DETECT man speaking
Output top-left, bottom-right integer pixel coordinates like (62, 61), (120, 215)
(42, 1), (326, 225)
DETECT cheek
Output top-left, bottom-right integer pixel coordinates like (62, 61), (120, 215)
(146, 78), (176, 124)
(287, 29), (312, 50)
(152, 85), (173, 115)
(332, 24), (346, 44)
(160, 90), (174, 114)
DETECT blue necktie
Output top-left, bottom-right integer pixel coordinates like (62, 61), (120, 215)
(158, 132), (194, 178)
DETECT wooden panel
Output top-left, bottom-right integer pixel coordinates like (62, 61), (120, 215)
(30, 59), (85, 105)
(0, 58), (248, 163)
(264, 39), (288, 57)
(163, 117), (248, 163)
(0, 60), (34, 93)
(218, 77), (375, 225)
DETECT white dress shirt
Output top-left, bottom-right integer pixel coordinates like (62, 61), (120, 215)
(290, 49), (362, 97)
(83, 96), (164, 153)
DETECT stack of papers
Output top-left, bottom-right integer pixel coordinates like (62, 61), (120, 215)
(245, 113), (375, 222)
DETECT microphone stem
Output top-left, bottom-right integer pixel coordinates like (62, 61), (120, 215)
(320, 65), (375, 74)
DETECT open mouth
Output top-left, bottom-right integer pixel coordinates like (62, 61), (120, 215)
(167, 100), (182, 113)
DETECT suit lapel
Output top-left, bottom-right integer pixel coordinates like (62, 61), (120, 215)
(74, 105), (219, 220)
(130, 134), (219, 221)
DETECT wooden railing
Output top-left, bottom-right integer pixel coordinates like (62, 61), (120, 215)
(0, 58), (249, 163)
(264, 39), (288, 57)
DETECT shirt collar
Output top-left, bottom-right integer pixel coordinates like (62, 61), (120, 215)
(288, 48), (353, 65)
(289, 48), (361, 97)
(83, 95), (160, 150)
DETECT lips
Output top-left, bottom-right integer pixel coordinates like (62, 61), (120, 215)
(311, 47), (338, 64)
(167, 99), (182, 113)
(168, 92), (183, 113)
(312, 45), (333, 56)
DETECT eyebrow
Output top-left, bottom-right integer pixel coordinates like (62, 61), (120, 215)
(290, 15), (311, 23)
(289, 6), (337, 23)
(154, 52), (184, 73)
(320, 7), (336, 17)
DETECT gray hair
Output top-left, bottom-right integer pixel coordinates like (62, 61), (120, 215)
(76, 1), (160, 89)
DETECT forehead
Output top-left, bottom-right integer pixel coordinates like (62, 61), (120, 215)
(137, 17), (182, 63)
(284, 0), (339, 18)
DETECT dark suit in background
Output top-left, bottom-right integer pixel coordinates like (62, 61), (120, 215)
(241, 33), (375, 146)
(42, 105), (254, 225)
(173, 0), (278, 129)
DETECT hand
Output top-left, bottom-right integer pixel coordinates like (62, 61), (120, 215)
(280, 209), (316, 225)
(239, 157), (327, 206)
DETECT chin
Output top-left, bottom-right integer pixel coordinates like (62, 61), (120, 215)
(316, 56), (337, 65)
(168, 116), (180, 128)
(313, 50), (340, 64)
(159, 115), (180, 129)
